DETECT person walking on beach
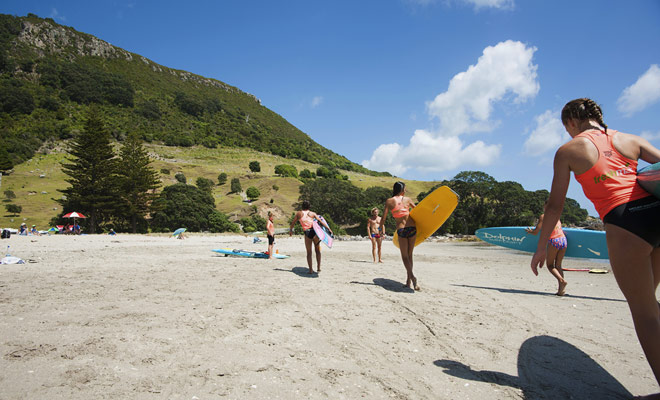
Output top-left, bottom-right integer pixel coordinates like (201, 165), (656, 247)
(526, 201), (568, 295)
(367, 207), (383, 263)
(290, 201), (332, 274)
(530, 98), (660, 398)
(266, 211), (275, 259)
(380, 181), (419, 291)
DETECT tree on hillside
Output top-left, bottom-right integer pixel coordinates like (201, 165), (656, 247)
(298, 178), (364, 225)
(5, 203), (21, 216)
(230, 178), (242, 193)
(217, 172), (227, 185)
(246, 186), (260, 201)
(196, 177), (215, 193)
(116, 132), (161, 233)
(249, 161), (261, 173)
(58, 108), (119, 233)
(175, 172), (186, 184)
(274, 164), (298, 178)
(151, 183), (236, 233)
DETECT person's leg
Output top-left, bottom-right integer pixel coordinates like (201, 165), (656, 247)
(304, 235), (314, 273)
(546, 244), (567, 295)
(370, 237), (377, 263)
(377, 237), (383, 263)
(407, 235), (419, 290)
(398, 237), (413, 288)
(268, 242), (273, 259)
(606, 224), (660, 388)
(314, 237), (322, 272)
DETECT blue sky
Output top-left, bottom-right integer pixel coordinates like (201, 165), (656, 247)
(3, 0), (660, 217)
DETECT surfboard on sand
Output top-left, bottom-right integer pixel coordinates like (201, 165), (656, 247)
(475, 226), (609, 259)
(212, 248), (290, 259)
(638, 161), (660, 199)
(313, 215), (334, 248)
(393, 186), (459, 248)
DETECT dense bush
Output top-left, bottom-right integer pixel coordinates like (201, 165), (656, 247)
(246, 186), (260, 200)
(274, 164), (298, 178)
(230, 177), (242, 193)
(249, 161), (261, 173)
(151, 183), (226, 232)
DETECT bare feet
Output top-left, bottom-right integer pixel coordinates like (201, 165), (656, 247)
(556, 280), (567, 296)
(378, 260), (383, 263)
(317, 268), (321, 273)
(308, 269), (314, 274)
(412, 277), (420, 291)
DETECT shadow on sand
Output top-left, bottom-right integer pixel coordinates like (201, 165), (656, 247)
(350, 278), (414, 293)
(434, 335), (632, 399)
(453, 284), (626, 303)
(273, 267), (319, 278)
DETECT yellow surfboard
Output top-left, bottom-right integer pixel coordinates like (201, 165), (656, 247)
(393, 186), (459, 248)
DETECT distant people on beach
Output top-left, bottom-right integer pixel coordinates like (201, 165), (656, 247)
(73, 223), (81, 235)
(526, 201), (567, 295)
(530, 98), (660, 397)
(30, 225), (40, 236)
(380, 181), (419, 291)
(289, 200), (332, 274)
(18, 223), (27, 235)
(367, 207), (383, 263)
(108, 229), (117, 236)
(266, 212), (275, 259)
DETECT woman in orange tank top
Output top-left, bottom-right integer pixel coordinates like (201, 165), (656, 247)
(526, 200), (568, 296)
(379, 181), (419, 291)
(530, 98), (660, 397)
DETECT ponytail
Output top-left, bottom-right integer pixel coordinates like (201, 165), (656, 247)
(393, 181), (405, 196)
(561, 98), (607, 133)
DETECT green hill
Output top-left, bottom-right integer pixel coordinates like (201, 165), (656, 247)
(0, 13), (390, 176)
(0, 144), (436, 230)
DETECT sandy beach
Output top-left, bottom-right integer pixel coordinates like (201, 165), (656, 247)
(0, 233), (656, 399)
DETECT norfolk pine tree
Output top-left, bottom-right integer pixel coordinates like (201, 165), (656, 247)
(59, 108), (119, 233)
(118, 132), (161, 233)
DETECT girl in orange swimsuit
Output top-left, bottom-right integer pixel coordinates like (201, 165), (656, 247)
(530, 98), (660, 397)
(380, 181), (419, 291)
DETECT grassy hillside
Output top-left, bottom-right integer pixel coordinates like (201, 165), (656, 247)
(0, 144), (438, 231)
(0, 13), (390, 177)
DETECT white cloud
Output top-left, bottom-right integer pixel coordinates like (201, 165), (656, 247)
(641, 130), (660, 142)
(523, 110), (570, 156)
(617, 64), (660, 116)
(363, 130), (501, 175)
(310, 96), (323, 108)
(48, 8), (66, 22)
(363, 40), (538, 176)
(404, 0), (514, 9)
(464, 0), (514, 10)
(427, 40), (539, 136)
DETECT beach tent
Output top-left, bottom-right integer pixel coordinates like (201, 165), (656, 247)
(172, 228), (186, 237)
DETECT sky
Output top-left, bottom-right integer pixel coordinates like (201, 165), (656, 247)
(3, 0), (660, 217)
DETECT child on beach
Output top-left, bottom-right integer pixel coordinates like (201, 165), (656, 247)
(526, 201), (568, 295)
(367, 207), (383, 263)
(530, 98), (660, 398)
(289, 201), (332, 274)
(19, 223), (27, 235)
(266, 212), (275, 259)
(379, 181), (419, 291)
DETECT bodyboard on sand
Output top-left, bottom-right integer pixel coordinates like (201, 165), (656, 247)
(212, 248), (289, 259)
(475, 226), (609, 259)
(638, 161), (660, 199)
(563, 268), (609, 274)
(313, 215), (334, 248)
(393, 186), (459, 248)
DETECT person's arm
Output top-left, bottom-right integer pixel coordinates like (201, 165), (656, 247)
(525, 215), (543, 235)
(379, 202), (390, 234)
(638, 135), (660, 164)
(289, 212), (299, 236)
(531, 150), (571, 275)
(367, 219), (372, 237)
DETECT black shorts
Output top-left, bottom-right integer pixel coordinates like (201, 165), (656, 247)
(267, 235), (275, 245)
(304, 229), (316, 239)
(603, 196), (660, 247)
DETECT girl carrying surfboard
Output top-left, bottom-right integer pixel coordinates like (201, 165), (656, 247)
(530, 98), (660, 398)
(380, 181), (419, 291)
(289, 200), (332, 274)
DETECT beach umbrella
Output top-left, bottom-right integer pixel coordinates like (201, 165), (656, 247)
(172, 228), (186, 237)
(62, 211), (86, 219)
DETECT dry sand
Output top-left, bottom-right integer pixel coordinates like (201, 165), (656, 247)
(0, 233), (657, 399)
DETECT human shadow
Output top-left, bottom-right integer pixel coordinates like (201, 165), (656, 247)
(273, 267), (319, 278)
(434, 335), (632, 399)
(350, 278), (414, 293)
(453, 284), (626, 303)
